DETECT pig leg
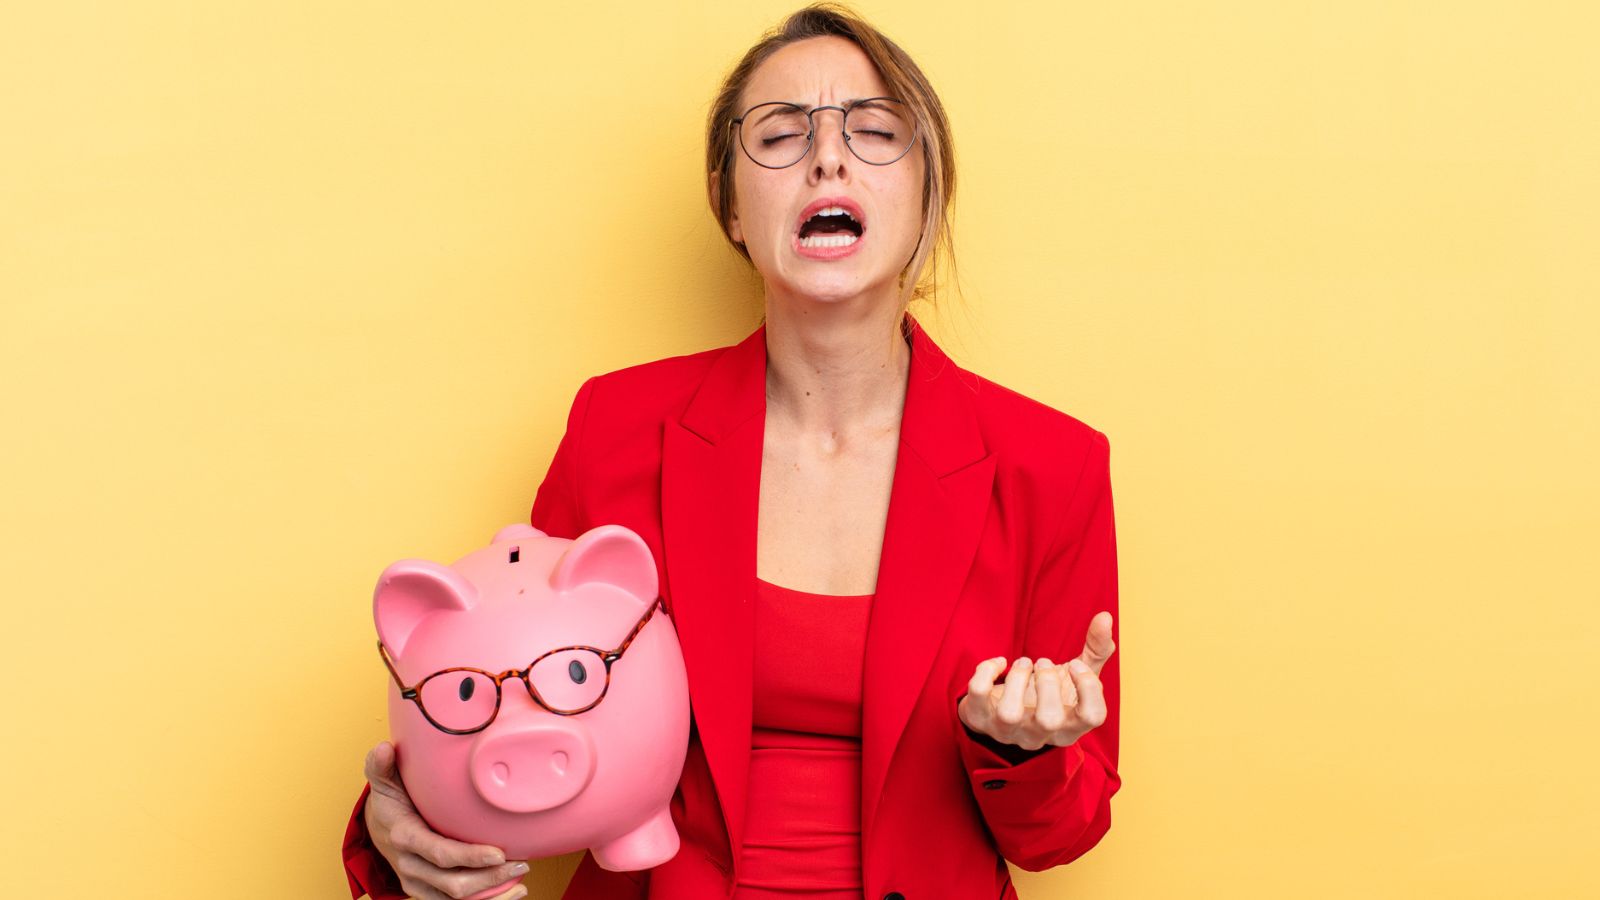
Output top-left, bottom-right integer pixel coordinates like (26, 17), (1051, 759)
(591, 805), (680, 871)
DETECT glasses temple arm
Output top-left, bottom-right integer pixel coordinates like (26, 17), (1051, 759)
(609, 596), (665, 660)
(376, 640), (419, 697)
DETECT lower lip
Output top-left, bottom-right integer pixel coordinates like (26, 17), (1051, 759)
(793, 228), (865, 260)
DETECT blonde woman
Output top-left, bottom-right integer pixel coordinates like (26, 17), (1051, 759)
(343, 5), (1120, 899)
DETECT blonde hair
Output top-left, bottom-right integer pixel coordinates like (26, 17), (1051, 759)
(705, 3), (960, 315)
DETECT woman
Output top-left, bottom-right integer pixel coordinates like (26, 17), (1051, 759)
(342, 5), (1120, 899)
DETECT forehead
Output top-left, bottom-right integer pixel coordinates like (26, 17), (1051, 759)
(741, 35), (891, 107)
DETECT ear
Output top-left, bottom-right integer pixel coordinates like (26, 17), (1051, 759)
(550, 524), (658, 606)
(711, 169), (743, 244)
(374, 560), (477, 657)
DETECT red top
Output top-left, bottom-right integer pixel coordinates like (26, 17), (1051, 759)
(734, 576), (874, 900)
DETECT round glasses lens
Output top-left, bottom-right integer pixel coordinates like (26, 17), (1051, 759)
(529, 649), (609, 713)
(417, 671), (499, 732)
(740, 103), (812, 168)
(844, 100), (915, 164)
(738, 100), (915, 168)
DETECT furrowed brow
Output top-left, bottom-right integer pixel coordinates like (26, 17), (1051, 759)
(789, 98), (884, 111)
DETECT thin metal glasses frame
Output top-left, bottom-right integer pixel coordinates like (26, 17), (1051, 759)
(730, 96), (918, 169)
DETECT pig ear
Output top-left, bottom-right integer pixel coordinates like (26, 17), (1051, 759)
(374, 560), (478, 657)
(550, 525), (658, 604)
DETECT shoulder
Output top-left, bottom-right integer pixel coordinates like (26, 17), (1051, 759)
(964, 368), (1111, 498)
(592, 344), (724, 400)
(568, 341), (729, 435)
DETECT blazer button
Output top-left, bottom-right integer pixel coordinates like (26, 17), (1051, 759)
(883, 893), (906, 900)
(981, 778), (1008, 790)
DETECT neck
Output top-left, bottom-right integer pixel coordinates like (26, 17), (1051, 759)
(761, 295), (912, 443)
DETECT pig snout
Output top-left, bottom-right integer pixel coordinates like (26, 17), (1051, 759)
(468, 722), (596, 813)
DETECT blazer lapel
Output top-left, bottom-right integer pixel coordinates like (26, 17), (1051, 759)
(661, 321), (765, 866)
(660, 312), (995, 869)
(859, 315), (994, 847)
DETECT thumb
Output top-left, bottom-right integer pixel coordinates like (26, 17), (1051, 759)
(1077, 611), (1117, 674)
(364, 741), (401, 790)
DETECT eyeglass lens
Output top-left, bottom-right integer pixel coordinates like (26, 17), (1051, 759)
(416, 649), (608, 731)
(739, 99), (914, 168)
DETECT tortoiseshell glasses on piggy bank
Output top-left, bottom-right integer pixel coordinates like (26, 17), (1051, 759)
(377, 596), (667, 735)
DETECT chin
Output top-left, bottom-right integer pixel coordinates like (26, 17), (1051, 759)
(784, 272), (890, 304)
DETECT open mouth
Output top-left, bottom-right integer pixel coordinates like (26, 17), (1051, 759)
(795, 201), (866, 250)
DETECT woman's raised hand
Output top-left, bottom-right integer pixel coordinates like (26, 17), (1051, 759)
(957, 611), (1115, 752)
(362, 741), (532, 900)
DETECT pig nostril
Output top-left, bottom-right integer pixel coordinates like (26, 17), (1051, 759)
(492, 762), (510, 786)
(551, 750), (568, 775)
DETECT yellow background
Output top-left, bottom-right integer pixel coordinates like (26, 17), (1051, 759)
(3, 1), (1595, 897)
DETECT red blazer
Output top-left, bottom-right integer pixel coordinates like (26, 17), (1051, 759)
(343, 312), (1122, 900)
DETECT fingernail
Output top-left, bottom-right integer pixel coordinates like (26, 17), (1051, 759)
(510, 862), (529, 876)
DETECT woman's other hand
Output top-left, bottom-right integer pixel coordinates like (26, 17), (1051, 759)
(363, 741), (532, 900)
(957, 611), (1116, 752)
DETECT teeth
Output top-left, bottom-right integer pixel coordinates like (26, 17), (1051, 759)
(800, 233), (860, 248)
(807, 205), (859, 223)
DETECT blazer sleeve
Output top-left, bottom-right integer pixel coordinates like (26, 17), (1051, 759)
(951, 428), (1122, 872)
(341, 782), (407, 900)
(339, 377), (602, 899)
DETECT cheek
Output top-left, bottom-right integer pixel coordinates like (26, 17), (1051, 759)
(889, 173), (927, 245)
(733, 172), (781, 238)
(751, 190), (790, 237)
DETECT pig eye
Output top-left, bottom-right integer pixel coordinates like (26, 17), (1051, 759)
(528, 649), (608, 713)
(417, 670), (499, 732)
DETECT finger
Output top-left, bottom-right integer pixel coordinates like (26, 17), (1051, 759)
(1052, 659), (1079, 709)
(961, 656), (1007, 728)
(395, 878), (453, 900)
(1032, 658), (1067, 733)
(397, 851), (530, 900)
(1067, 659), (1108, 729)
(489, 884), (530, 900)
(1076, 611), (1117, 676)
(392, 816), (507, 869)
(966, 656), (1007, 696)
(996, 657), (1033, 727)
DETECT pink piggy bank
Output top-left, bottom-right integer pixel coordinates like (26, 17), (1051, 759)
(374, 522), (689, 898)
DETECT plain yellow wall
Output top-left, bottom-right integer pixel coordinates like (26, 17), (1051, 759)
(3, 1), (1595, 897)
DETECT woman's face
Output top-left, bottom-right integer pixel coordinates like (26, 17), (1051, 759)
(723, 36), (926, 307)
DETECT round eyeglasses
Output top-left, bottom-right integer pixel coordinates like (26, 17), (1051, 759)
(378, 596), (666, 735)
(732, 97), (918, 169)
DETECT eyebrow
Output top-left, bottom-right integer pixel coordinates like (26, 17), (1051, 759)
(756, 97), (890, 115)
(800, 97), (862, 110)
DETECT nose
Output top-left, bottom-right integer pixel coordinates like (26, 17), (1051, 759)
(468, 720), (597, 813)
(808, 106), (850, 181)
